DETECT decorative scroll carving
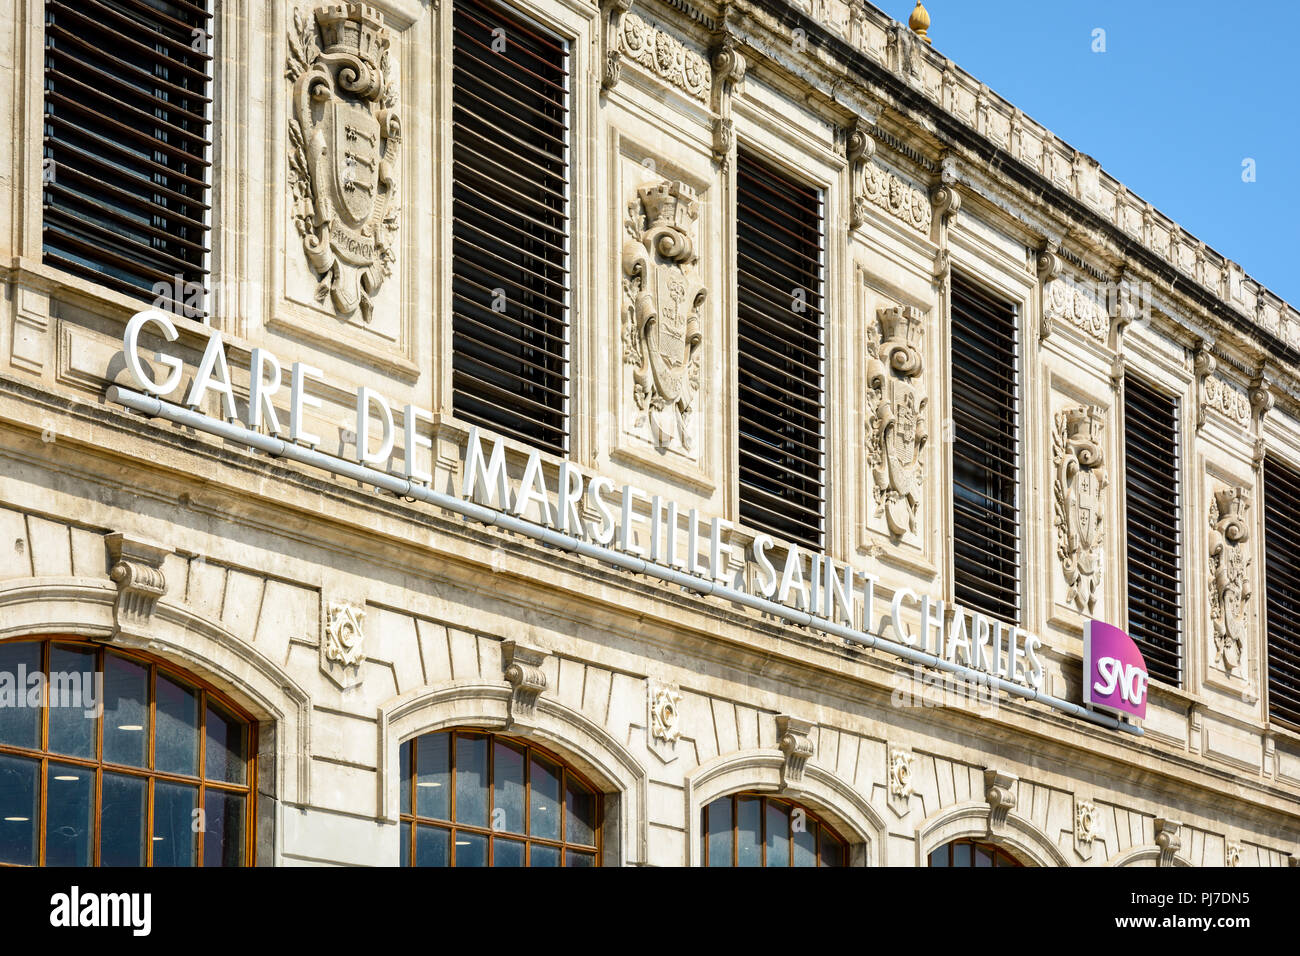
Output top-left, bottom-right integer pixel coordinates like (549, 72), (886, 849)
(619, 13), (710, 102)
(1250, 378), (1275, 431)
(502, 639), (549, 726)
(776, 715), (815, 789)
(1036, 240), (1064, 341)
(983, 769), (1018, 833)
(888, 748), (914, 799)
(1044, 274), (1109, 342)
(1202, 375), (1252, 428)
(930, 153), (961, 223)
(599, 0), (633, 91)
(1194, 344), (1216, 430)
(709, 34), (746, 166)
(105, 533), (171, 646)
(1052, 405), (1107, 615)
(1225, 843), (1243, 868)
(867, 306), (927, 538)
(286, 3), (401, 323)
(859, 162), (932, 234)
(1209, 486), (1252, 677)
(325, 602), (365, 668)
(1154, 818), (1181, 867)
(847, 120), (876, 230)
(622, 179), (706, 453)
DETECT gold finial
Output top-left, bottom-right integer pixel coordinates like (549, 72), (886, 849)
(908, 1), (932, 44)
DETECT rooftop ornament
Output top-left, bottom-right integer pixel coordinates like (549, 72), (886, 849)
(909, 1), (932, 44)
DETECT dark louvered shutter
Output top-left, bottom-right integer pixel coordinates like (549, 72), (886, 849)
(451, 0), (569, 455)
(43, 0), (212, 319)
(1123, 376), (1182, 685)
(735, 151), (826, 552)
(1264, 457), (1300, 728)
(950, 273), (1020, 622)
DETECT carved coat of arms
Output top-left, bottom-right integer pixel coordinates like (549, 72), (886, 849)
(866, 307), (926, 538)
(1053, 405), (1107, 615)
(286, 4), (400, 323)
(622, 180), (706, 453)
(1209, 486), (1252, 675)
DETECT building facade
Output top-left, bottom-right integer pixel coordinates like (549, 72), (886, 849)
(0, 0), (1298, 866)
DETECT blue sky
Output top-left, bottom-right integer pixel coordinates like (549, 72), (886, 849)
(882, 1), (1300, 305)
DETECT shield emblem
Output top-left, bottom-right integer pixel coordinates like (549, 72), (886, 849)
(330, 100), (381, 226)
(646, 268), (689, 404)
(1072, 468), (1102, 551)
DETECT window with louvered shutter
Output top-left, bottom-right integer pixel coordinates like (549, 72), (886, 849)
(1123, 376), (1182, 686)
(42, 0), (212, 319)
(735, 151), (825, 552)
(1264, 457), (1300, 728)
(451, 0), (569, 456)
(950, 274), (1020, 622)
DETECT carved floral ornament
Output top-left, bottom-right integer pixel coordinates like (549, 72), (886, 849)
(649, 682), (682, 743)
(618, 13), (710, 102)
(325, 601), (365, 668)
(867, 306), (926, 539)
(622, 179), (706, 453)
(286, 3), (401, 323)
(1209, 486), (1252, 677)
(1052, 405), (1107, 615)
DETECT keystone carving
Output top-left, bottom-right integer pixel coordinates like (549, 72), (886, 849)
(867, 306), (927, 539)
(286, 3), (401, 324)
(1154, 818), (1181, 867)
(105, 533), (171, 646)
(1209, 486), (1252, 677)
(622, 179), (706, 453)
(618, 13), (710, 102)
(1052, 405), (1107, 615)
(776, 715), (815, 789)
(888, 747), (915, 799)
(1225, 843), (1243, 868)
(502, 639), (549, 726)
(983, 769), (1017, 833)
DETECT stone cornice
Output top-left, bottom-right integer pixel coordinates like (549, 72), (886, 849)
(691, 0), (1299, 377)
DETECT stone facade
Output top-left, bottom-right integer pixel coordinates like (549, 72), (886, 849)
(0, 0), (1297, 866)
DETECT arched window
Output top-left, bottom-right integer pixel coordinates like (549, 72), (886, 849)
(700, 792), (846, 866)
(399, 730), (601, 866)
(0, 639), (255, 866)
(928, 839), (1022, 867)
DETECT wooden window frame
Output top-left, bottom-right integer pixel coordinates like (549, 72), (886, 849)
(928, 838), (1022, 867)
(699, 792), (846, 867)
(0, 637), (257, 867)
(399, 729), (602, 866)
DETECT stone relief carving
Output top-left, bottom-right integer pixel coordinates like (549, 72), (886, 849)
(856, 160), (932, 234)
(286, 3), (401, 324)
(1044, 274), (1109, 342)
(1052, 405), (1107, 615)
(105, 533), (171, 647)
(847, 121), (876, 230)
(866, 306), (927, 538)
(1074, 799), (1099, 846)
(622, 180), (706, 453)
(1154, 818), (1181, 867)
(619, 13), (710, 102)
(598, 0), (633, 91)
(1209, 486), (1252, 677)
(888, 747), (914, 799)
(776, 715), (815, 789)
(649, 681), (682, 743)
(1202, 375), (1252, 428)
(983, 769), (1018, 833)
(1225, 843), (1243, 867)
(503, 640), (549, 726)
(709, 34), (746, 167)
(324, 601), (366, 668)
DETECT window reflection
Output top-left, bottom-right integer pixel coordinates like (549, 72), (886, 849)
(700, 793), (847, 866)
(928, 839), (1022, 867)
(399, 730), (601, 866)
(0, 639), (255, 866)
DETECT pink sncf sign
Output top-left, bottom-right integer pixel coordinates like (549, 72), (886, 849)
(1083, 620), (1149, 722)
